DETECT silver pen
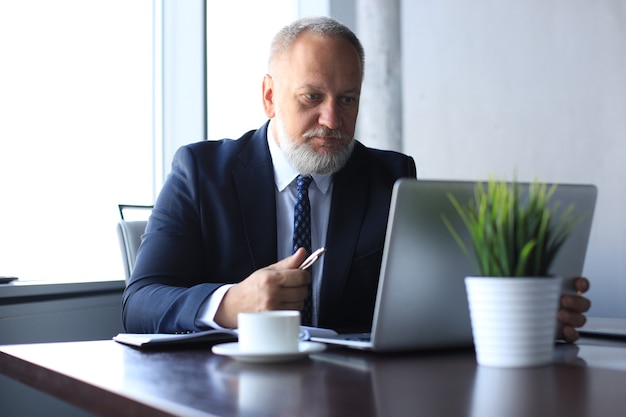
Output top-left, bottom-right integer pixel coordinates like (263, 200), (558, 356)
(298, 247), (326, 270)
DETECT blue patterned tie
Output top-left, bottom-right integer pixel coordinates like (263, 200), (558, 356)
(293, 175), (313, 325)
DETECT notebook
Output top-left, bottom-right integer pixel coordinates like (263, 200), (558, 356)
(311, 178), (597, 352)
(113, 326), (337, 349)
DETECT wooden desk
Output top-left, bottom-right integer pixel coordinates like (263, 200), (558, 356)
(1, 337), (626, 417)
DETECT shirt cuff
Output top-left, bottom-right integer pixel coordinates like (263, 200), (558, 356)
(196, 284), (235, 329)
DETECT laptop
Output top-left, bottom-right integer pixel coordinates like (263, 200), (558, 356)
(579, 317), (626, 339)
(311, 178), (597, 352)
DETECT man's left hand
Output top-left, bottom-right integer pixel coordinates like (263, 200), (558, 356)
(558, 277), (591, 342)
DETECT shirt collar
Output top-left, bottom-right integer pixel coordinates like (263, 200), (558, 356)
(267, 120), (332, 194)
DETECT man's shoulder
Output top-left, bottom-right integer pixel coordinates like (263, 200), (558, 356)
(185, 128), (258, 153)
(351, 141), (417, 176)
(353, 140), (410, 158)
(178, 123), (269, 161)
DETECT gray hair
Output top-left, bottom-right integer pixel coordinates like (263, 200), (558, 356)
(268, 16), (365, 79)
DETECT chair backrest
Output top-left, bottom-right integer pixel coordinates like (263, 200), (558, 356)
(117, 220), (148, 281)
(117, 205), (152, 282)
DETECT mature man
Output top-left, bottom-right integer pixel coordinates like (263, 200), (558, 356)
(122, 16), (589, 340)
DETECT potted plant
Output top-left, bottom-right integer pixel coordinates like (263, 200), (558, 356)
(443, 178), (581, 367)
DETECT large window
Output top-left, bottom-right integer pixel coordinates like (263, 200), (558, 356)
(205, 1), (298, 140)
(0, 0), (325, 284)
(0, 1), (154, 282)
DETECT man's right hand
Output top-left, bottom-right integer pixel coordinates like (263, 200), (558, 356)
(213, 248), (311, 328)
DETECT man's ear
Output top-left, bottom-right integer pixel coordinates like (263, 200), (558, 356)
(262, 74), (276, 118)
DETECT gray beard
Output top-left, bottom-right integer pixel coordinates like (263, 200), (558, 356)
(275, 119), (355, 176)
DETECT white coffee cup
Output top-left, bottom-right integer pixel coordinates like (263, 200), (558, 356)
(237, 311), (300, 353)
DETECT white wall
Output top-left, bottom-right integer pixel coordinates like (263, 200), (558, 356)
(401, 0), (626, 317)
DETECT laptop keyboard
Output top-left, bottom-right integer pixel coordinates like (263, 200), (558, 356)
(345, 334), (371, 342)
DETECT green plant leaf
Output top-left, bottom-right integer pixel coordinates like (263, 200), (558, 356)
(442, 177), (583, 277)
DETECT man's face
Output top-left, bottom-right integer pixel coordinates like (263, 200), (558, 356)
(262, 32), (362, 175)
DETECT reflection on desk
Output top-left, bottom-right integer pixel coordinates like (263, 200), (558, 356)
(1, 337), (626, 416)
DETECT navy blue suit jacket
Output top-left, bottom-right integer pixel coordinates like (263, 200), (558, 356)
(122, 122), (417, 333)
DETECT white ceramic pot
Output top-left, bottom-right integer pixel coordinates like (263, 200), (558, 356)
(465, 276), (562, 368)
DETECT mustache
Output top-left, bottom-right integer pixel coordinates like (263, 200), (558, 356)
(302, 127), (351, 141)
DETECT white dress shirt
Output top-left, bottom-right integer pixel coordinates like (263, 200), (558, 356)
(197, 121), (333, 328)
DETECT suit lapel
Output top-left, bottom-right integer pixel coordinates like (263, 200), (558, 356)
(232, 123), (278, 269)
(319, 149), (369, 320)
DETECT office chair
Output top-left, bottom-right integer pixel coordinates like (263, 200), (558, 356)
(117, 205), (152, 282)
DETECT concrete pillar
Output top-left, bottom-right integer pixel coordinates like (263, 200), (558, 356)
(355, 0), (402, 152)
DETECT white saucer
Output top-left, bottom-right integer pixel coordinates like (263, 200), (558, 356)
(211, 341), (326, 363)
